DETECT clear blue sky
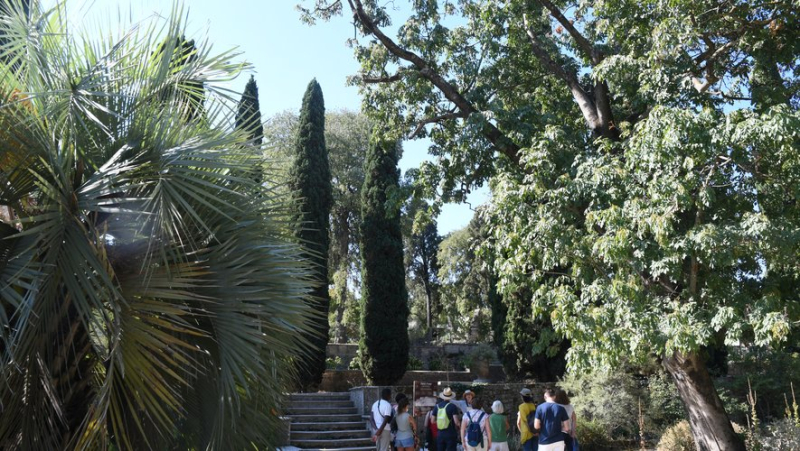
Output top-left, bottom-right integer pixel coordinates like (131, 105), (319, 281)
(52, 0), (487, 235)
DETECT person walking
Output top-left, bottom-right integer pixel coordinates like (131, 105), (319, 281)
(555, 389), (578, 451)
(453, 388), (474, 414)
(516, 388), (538, 451)
(371, 388), (395, 451)
(432, 387), (461, 451)
(461, 398), (491, 451)
(488, 400), (510, 451)
(423, 408), (439, 451)
(394, 397), (417, 451)
(533, 388), (570, 451)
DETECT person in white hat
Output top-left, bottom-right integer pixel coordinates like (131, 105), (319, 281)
(454, 389), (475, 414)
(432, 387), (461, 451)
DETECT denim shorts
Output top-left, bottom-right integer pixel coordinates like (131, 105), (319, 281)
(395, 437), (415, 447)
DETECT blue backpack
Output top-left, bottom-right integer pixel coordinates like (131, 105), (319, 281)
(466, 410), (486, 447)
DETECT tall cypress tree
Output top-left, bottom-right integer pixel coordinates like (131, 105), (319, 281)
(290, 79), (332, 390)
(359, 138), (408, 385)
(235, 75), (263, 144)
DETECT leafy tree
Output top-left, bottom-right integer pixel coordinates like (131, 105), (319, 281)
(263, 110), (372, 342)
(359, 138), (409, 384)
(235, 75), (264, 144)
(289, 79), (333, 390)
(0, 2), (314, 449)
(301, 1), (800, 448)
(407, 219), (442, 342)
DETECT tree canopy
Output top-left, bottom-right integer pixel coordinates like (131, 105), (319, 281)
(289, 79), (333, 390)
(0, 2), (315, 449)
(300, 1), (800, 448)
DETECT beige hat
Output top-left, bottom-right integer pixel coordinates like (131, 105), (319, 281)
(439, 387), (456, 400)
(463, 389), (474, 398)
(520, 388), (532, 396)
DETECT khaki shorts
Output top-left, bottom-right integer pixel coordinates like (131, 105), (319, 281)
(538, 441), (565, 451)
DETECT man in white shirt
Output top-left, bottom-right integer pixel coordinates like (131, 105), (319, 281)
(371, 388), (394, 451)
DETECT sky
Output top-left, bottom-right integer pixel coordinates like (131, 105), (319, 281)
(50, 0), (488, 235)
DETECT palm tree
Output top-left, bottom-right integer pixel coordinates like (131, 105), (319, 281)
(0, 1), (315, 449)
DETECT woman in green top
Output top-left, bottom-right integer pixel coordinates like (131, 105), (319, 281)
(489, 400), (510, 451)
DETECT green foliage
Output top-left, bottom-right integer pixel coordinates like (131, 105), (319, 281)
(407, 355), (424, 371)
(290, 79), (333, 390)
(657, 421), (695, 451)
(575, 418), (614, 451)
(405, 216), (442, 341)
(462, 343), (498, 369)
(646, 371), (687, 432)
(561, 369), (647, 438)
(719, 348), (800, 422)
(304, 1), (800, 447)
(759, 419), (800, 451)
(359, 138), (409, 385)
(265, 109), (372, 343)
(235, 75), (263, 144)
(0, 2), (314, 449)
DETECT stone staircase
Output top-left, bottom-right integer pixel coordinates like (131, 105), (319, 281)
(286, 392), (374, 451)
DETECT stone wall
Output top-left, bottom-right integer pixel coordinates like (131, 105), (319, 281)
(320, 369), (476, 393)
(327, 343), (495, 371)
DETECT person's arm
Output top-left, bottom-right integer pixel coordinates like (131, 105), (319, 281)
(453, 406), (461, 429)
(534, 418), (541, 431)
(485, 416), (492, 447)
(460, 414), (468, 444)
(516, 411), (522, 432)
(571, 411), (577, 437)
(562, 419), (571, 433)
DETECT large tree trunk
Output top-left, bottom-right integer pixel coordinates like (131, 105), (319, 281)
(663, 351), (746, 451)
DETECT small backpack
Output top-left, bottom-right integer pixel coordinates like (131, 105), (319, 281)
(466, 411), (486, 447)
(527, 409), (537, 431)
(435, 402), (451, 429)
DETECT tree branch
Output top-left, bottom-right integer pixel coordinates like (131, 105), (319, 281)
(522, 13), (602, 132)
(408, 111), (468, 139)
(346, 0), (522, 167)
(537, 0), (601, 64)
(362, 72), (403, 83)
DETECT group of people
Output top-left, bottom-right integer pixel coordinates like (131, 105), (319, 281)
(369, 386), (578, 451)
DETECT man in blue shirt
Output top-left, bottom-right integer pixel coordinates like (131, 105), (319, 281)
(533, 387), (571, 451)
(432, 387), (461, 451)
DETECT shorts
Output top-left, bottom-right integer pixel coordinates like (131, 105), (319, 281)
(489, 442), (510, 451)
(396, 437), (416, 447)
(538, 441), (565, 451)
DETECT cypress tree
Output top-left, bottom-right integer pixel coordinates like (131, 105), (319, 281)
(290, 79), (332, 390)
(358, 138), (409, 385)
(235, 75), (263, 144)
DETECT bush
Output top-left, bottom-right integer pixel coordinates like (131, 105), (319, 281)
(720, 348), (800, 422)
(407, 355), (424, 370)
(758, 418), (800, 451)
(657, 420), (694, 451)
(560, 369), (647, 438)
(576, 418), (614, 450)
(462, 343), (498, 368)
(647, 370), (685, 432)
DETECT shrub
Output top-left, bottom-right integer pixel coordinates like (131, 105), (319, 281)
(758, 418), (800, 451)
(560, 369), (646, 438)
(407, 355), (424, 370)
(576, 418), (614, 450)
(657, 420), (694, 451)
(462, 343), (498, 368)
(647, 370), (685, 432)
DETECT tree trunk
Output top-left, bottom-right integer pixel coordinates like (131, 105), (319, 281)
(663, 351), (746, 451)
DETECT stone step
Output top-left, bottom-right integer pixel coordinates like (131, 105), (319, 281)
(288, 413), (362, 423)
(291, 429), (371, 440)
(291, 421), (367, 432)
(292, 400), (355, 408)
(285, 406), (358, 415)
(296, 448), (375, 451)
(290, 437), (374, 448)
(289, 392), (350, 401)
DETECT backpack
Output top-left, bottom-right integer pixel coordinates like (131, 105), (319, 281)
(527, 409), (537, 431)
(435, 402), (451, 429)
(466, 411), (486, 447)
